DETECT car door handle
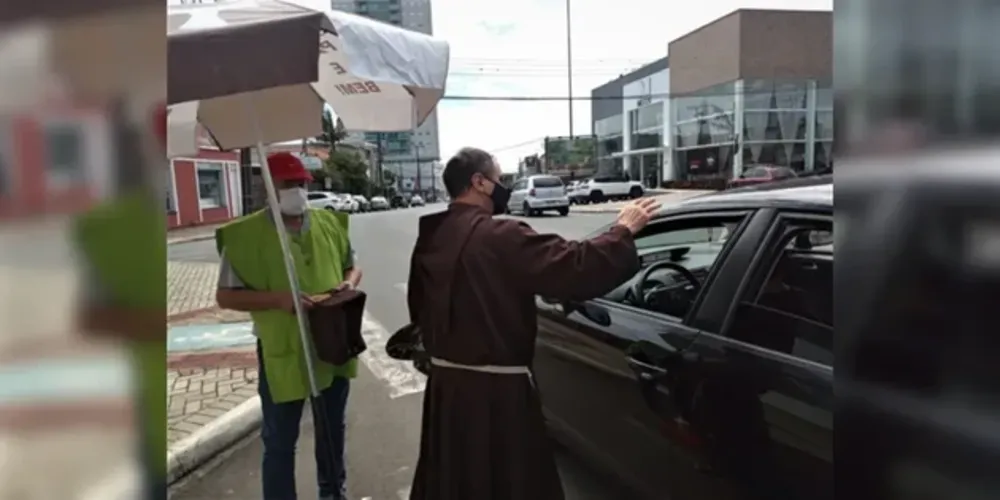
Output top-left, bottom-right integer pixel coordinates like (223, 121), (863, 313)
(626, 356), (668, 381)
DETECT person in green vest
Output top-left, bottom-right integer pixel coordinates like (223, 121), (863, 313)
(76, 101), (167, 500)
(215, 152), (362, 500)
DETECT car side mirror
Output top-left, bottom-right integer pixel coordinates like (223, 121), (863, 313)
(578, 302), (611, 327)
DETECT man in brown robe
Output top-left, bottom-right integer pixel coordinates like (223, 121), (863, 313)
(406, 147), (661, 500)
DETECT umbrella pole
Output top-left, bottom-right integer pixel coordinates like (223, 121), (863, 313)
(252, 142), (322, 397)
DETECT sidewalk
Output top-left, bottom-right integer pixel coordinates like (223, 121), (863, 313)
(168, 223), (223, 245)
(166, 259), (262, 484)
(571, 189), (715, 214)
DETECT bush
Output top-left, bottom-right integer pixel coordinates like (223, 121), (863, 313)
(660, 177), (728, 191)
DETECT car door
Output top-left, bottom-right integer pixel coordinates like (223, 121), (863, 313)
(508, 179), (527, 210)
(306, 192), (328, 209)
(534, 208), (775, 500)
(679, 211), (833, 500)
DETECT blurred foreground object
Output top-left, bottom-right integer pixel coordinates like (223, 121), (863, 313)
(837, 154), (1000, 500)
(836, 1), (1000, 498)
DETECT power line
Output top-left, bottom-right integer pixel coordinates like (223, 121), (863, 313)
(486, 137), (547, 153)
(441, 93), (673, 101)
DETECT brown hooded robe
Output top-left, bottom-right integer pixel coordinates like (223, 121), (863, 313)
(407, 203), (640, 500)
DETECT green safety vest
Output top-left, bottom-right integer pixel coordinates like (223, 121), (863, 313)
(216, 208), (357, 403)
(75, 193), (167, 477)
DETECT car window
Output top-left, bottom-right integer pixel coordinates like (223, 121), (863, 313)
(726, 219), (833, 366)
(307, 193), (327, 200)
(599, 215), (748, 320)
(532, 176), (562, 188)
(512, 180), (526, 191)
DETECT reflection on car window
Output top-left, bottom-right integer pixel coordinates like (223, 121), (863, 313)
(606, 216), (746, 319)
(635, 227), (729, 250)
(728, 220), (833, 366)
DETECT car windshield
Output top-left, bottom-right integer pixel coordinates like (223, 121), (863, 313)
(533, 177), (562, 188)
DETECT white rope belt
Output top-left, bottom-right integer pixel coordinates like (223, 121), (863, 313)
(429, 357), (535, 386)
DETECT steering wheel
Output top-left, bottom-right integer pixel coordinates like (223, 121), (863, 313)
(630, 261), (702, 309)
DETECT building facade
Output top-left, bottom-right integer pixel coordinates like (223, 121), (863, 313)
(167, 148), (241, 229)
(591, 57), (671, 186)
(590, 9), (832, 184)
(331, 0), (442, 185)
(668, 9), (832, 180)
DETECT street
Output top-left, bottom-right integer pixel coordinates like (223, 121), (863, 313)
(168, 205), (623, 500)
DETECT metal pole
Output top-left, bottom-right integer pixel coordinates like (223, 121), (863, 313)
(414, 143), (421, 195)
(239, 147), (254, 215)
(376, 133), (384, 195)
(565, 0), (574, 138)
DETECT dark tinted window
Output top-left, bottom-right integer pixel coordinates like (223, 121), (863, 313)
(727, 219), (833, 365)
(532, 176), (563, 188)
(307, 193), (327, 200)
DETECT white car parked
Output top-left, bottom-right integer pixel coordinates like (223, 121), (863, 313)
(571, 175), (645, 204)
(306, 192), (357, 213)
(507, 175), (570, 217)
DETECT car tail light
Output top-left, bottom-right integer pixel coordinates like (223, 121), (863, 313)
(529, 188), (536, 196)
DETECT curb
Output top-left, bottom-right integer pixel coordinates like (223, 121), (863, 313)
(167, 306), (221, 323)
(167, 233), (215, 246)
(167, 395), (263, 485)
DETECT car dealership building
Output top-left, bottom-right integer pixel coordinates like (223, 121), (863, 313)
(591, 8), (832, 184)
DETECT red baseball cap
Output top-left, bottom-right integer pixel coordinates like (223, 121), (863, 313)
(268, 152), (314, 182)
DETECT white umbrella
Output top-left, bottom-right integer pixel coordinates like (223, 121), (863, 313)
(167, 0), (449, 398)
(166, 0), (450, 157)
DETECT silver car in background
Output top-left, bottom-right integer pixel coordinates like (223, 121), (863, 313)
(370, 196), (390, 211)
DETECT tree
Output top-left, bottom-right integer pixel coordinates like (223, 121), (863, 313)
(317, 108), (347, 150)
(326, 149), (369, 194)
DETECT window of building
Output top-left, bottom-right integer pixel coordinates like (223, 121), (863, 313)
(597, 136), (622, 157)
(675, 145), (734, 180)
(637, 103), (663, 130)
(673, 81), (737, 123)
(594, 115), (623, 137)
(197, 162), (226, 208)
(815, 110), (834, 140)
(743, 79), (809, 112)
(630, 130), (662, 151)
(675, 113), (736, 149)
(43, 123), (85, 188)
(726, 219), (833, 366)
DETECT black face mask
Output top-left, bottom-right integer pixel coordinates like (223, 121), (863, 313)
(486, 179), (511, 215)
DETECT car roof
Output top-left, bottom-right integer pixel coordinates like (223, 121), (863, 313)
(671, 175), (832, 213)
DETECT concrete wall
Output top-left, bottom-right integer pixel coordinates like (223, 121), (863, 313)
(668, 9), (832, 95)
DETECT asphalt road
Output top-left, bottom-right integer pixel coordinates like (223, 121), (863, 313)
(168, 205), (624, 500)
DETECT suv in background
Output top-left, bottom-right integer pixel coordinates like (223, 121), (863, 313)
(573, 175), (645, 204)
(727, 165), (797, 189)
(306, 192), (342, 212)
(507, 175), (570, 217)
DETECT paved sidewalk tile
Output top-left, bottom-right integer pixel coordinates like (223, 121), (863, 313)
(167, 349), (259, 445)
(168, 223), (225, 245)
(168, 261), (220, 316)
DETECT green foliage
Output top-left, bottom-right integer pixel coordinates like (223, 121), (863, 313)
(326, 150), (370, 195)
(317, 108), (347, 148)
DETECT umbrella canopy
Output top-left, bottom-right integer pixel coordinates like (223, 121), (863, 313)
(167, 0), (449, 157)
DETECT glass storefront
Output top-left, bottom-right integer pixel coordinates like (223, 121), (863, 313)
(672, 79), (833, 180)
(595, 114), (624, 175)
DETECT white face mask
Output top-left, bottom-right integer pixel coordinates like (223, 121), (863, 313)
(278, 187), (308, 215)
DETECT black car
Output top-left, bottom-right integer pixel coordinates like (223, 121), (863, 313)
(535, 177), (833, 500)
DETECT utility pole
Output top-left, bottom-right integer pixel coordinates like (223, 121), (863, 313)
(375, 133), (385, 195)
(239, 147), (254, 215)
(430, 161), (437, 201)
(414, 142), (422, 196)
(565, 0), (574, 138)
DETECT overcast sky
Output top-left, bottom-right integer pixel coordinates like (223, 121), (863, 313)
(433, 0), (833, 171)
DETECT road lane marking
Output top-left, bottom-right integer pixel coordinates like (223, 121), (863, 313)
(359, 312), (426, 399)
